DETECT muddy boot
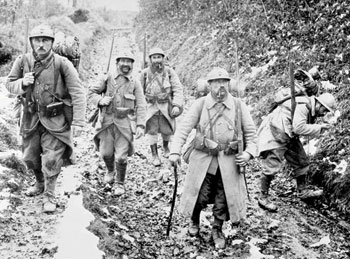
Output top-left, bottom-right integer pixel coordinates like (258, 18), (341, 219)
(43, 174), (58, 213)
(103, 156), (115, 184)
(113, 163), (127, 196)
(25, 169), (45, 197)
(188, 220), (200, 237)
(212, 217), (225, 249)
(162, 140), (170, 158)
(150, 144), (161, 167)
(296, 175), (323, 200)
(258, 174), (277, 212)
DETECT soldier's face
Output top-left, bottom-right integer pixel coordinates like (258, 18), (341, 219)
(209, 79), (230, 102)
(150, 54), (164, 70)
(316, 102), (329, 117)
(117, 58), (133, 74)
(31, 37), (53, 56)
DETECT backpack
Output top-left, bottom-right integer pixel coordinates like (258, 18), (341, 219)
(53, 31), (81, 71)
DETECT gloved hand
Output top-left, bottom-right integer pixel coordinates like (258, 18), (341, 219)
(98, 96), (113, 106)
(135, 126), (145, 139)
(171, 106), (181, 117)
(235, 151), (251, 167)
(169, 153), (181, 167)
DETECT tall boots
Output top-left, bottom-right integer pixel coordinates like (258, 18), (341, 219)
(258, 174), (278, 212)
(188, 208), (201, 237)
(43, 174), (58, 213)
(150, 144), (161, 167)
(296, 175), (323, 200)
(25, 169), (45, 196)
(103, 156), (116, 184)
(163, 140), (170, 158)
(212, 217), (226, 249)
(113, 162), (127, 196)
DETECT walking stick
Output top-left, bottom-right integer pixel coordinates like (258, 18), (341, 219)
(234, 39), (251, 201)
(166, 164), (178, 236)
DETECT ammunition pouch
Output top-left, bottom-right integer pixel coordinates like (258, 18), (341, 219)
(45, 102), (64, 117)
(145, 93), (169, 104)
(25, 101), (64, 118)
(115, 107), (134, 119)
(193, 131), (239, 156)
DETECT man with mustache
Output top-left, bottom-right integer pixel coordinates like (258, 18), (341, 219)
(89, 50), (146, 196)
(169, 67), (257, 249)
(140, 47), (184, 167)
(6, 24), (86, 213)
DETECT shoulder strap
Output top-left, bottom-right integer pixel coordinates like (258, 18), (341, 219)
(53, 55), (63, 93)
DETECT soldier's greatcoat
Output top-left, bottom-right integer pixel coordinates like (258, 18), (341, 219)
(140, 66), (184, 132)
(89, 70), (146, 155)
(171, 94), (257, 222)
(257, 96), (324, 155)
(6, 51), (86, 167)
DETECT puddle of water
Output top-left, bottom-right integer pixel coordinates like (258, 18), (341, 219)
(54, 166), (104, 259)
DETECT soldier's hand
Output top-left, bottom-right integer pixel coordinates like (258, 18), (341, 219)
(235, 151), (251, 166)
(171, 106), (181, 117)
(320, 123), (331, 134)
(169, 154), (181, 167)
(22, 72), (35, 87)
(135, 126), (145, 139)
(99, 96), (113, 106)
(72, 125), (83, 138)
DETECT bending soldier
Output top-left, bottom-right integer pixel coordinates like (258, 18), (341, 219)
(169, 67), (257, 249)
(89, 50), (146, 196)
(257, 92), (337, 212)
(140, 47), (184, 166)
(6, 24), (86, 213)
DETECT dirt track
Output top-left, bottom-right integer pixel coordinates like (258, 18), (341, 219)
(0, 27), (349, 259)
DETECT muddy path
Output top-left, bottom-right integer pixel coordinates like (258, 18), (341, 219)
(0, 28), (349, 259)
(81, 32), (350, 259)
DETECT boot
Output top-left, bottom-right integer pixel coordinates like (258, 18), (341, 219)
(162, 140), (170, 158)
(296, 175), (323, 200)
(25, 169), (45, 197)
(150, 144), (161, 167)
(212, 217), (225, 249)
(113, 163), (127, 196)
(103, 156), (115, 184)
(43, 174), (58, 213)
(258, 174), (277, 212)
(188, 209), (201, 236)
(188, 220), (200, 237)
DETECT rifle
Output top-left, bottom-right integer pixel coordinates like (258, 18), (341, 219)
(234, 39), (250, 201)
(24, 16), (29, 53)
(166, 164), (178, 236)
(143, 32), (147, 69)
(94, 31), (115, 130)
(290, 59), (296, 122)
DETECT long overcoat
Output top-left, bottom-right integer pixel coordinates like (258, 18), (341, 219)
(89, 70), (146, 154)
(140, 66), (184, 132)
(6, 51), (86, 163)
(257, 96), (324, 155)
(171, 94), (257, 222)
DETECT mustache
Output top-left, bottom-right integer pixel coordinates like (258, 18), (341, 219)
(120, 65), (131, 71)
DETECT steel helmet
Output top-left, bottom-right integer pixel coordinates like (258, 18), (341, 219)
(116, 50), (135, 63)
(207, 67), (231, 82)
(29, 24), (55, 41)
(315, 93), (337, 113)
(149, 47), (165, 58)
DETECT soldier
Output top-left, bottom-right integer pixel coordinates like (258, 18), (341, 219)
(169, 67), (257, 249)
(140, 47), (184, 166)
(6, 24), (86, 213)
(89, 50), (146, 196)
(257, 92), (337, 212)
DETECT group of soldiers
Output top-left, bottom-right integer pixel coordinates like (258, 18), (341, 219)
(5, 23), (338, 249)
